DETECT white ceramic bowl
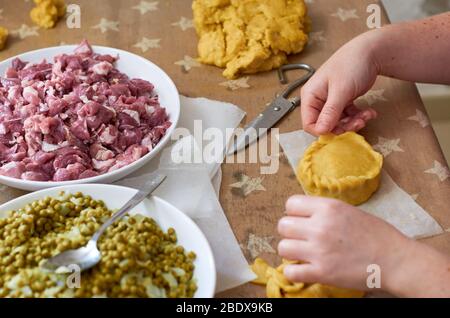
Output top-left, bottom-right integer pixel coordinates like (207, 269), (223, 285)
(0, 45), (180, 191)
(0, 184), (216, 298)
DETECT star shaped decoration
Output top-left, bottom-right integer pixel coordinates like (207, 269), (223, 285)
(408, 109), (429, 128)
(219, 77), (251, 91)
(174, 55), (201, 72)
(331, 8), (359, 22)
(308, 31), (326, 46)
(410, 193), (419, 201)
(242, 233), (275, 259)
(133, 37), (161, 52)
(92, 18), (119, 33)
(360, 89), (387, 106)
(230, 173), (266, 196)
(172, 17), (194, 31)
(11, 24), (39, 40)
(373, 137), (404, 157)
(132, 1), (158, 15)
(424, 160), (450, 182)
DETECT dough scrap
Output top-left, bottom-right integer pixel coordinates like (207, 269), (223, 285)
(251, 258), (364, 298)
(30, 0), (66, 29)
(192, 0), (310, 79)
(0, 27), (8, 51)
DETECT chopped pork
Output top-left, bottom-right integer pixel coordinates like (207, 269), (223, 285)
(0, 40), (171, 181)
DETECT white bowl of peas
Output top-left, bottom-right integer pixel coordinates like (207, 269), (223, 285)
(0, 184), (216, 298)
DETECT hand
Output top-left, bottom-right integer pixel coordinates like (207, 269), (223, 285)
(301, 31), (379, 135)
(277, 195), (414, 292)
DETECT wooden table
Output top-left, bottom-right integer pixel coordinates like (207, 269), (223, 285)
(1, 0), (449, 298)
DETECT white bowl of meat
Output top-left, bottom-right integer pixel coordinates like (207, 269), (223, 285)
(0, 40), (180, 191)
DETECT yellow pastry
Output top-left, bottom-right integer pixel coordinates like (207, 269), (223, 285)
(297, 132), (383, 205)
(30, 0), (66, 29)
(192, 0), (310, 79)
(250, 258), (365, 298)
(0, 27), (8, 51)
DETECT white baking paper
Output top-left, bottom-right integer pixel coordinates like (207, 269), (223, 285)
(116, 96), (256, 293)
(277, 130), (444, 239)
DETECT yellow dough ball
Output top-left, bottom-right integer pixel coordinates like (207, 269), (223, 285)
(192, 0), (310, 79)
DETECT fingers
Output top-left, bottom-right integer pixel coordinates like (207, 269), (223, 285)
(285, 195), (314, 217)
(343, 104), (362, 117)
(278, 216), (312, 240)
(300, 92), (325, 135)
(332, 118), (366, 134)
(278, 239), (313, 261)
(283, 264), (321, 283)
(315, 85), (351, 134)
(285, 195), (340, 217)
(333, 106), (378, 134)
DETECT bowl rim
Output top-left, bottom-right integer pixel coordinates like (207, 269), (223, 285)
(0, 44), (180, 188)
(0, 183), (217, 298)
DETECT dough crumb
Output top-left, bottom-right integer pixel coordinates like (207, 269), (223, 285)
(30, 0), (66, 29)
(0, 27), (8, 50)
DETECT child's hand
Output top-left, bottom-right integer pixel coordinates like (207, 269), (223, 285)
(301, 32), (379, 135)
(277, 195), (413, 292)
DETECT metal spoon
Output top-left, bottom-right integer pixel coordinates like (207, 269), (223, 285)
(41, 173), (166, 272)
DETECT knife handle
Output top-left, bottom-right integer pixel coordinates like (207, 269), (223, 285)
(278, 64), (315, 98)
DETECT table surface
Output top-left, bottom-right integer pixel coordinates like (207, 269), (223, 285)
(1, 0), (449, 298)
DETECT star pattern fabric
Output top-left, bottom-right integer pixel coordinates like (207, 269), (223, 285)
(230, 174), (266, 196)
(425, 161), (450, 182)
(92, 18), (119, 33)
(360, 89), (387, 106)
(134, 37), (161, 52)
(408, 109), (430, 128)
(373, 137), (404, 157)
(172, 17), (194, 31)
(174, 55), (201, 72)
(331, 8), (359, 22)
(242, 233), (275, 259)
(132, 1), (158, 15)
(308, 31), (326, 46)
(11, 24), (39, 39)
(219, 77), (251, 91)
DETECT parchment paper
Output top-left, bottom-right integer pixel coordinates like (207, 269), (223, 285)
(116, 96), (256, 293)
(278, 130), (444, 239)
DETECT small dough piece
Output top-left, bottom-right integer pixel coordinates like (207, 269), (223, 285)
(192, 0), (310, 79)
(250, 258), (364, 298)
(30, 0), (66, 29)
(297, 132), (383, 205)
(0, 27), (8, 50)
(250, 257), (270, 285)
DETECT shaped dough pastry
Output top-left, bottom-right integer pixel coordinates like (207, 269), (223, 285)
(297, 132), (383, 205)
